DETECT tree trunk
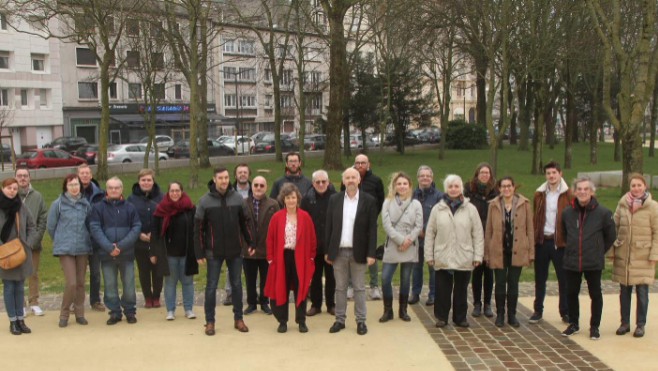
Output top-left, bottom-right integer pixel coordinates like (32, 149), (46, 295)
(96, 59), (111, 182)
(474, 52), (488, 126)
(198, 14), (210, 168)
(621, 130), (644, 193)
(650, 76), (658, 157)
(323, 6), (346, 170)
(564, 77), (575, 169)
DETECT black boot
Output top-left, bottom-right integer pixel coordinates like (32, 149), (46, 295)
(9, 321), (21, 335)
(17, 320), (31, 334)
(507, 294), (520, 327)
(379, 297), (394, 323)
(399, 295), (411, 322)
(495, 294), (505, 327)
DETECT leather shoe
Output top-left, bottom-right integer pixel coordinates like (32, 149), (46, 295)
(17, 320), (31, 334)
(356, 322), (368, 335)
(408, 294), (420, 305)
(234, 319), (249, 333)
(633, 326), (645, 338)
(454, 321), (470, 328)
(299, 322), (308, 333)
(327, 306), (336, 316)
(76, 317), (89, 325)
(126, 315), (137, 324)
(329, 321), (345, 333)
(205, 323), (215, 336)
(59, 319), (68, 328)
(616, 323), (631, 335)
(9, 321), (21, 335)
(106, 316), (121, 325)
(277, 323), (287, 333)
(425, 297), (434, 306)
(261, 303), (273, 315)
(435, 320), (447, 328)
(243, 305), (257, 315)
(306, 307), (321, 316)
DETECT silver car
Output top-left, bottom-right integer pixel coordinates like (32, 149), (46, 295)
(107, 144), (169, 164)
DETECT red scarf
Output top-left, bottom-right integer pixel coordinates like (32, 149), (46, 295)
(153, 192), (194, 236)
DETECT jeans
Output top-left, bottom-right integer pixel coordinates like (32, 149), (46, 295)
(472, 262), (493, 305)
(243, 258), (269, 306)
(164, 256), (195, 312)
(534, 240), (568, 316)
(88, 250), (102, 305)
(620, 284), (649, 326)
(2, 279), (25, 320)
(411, 241), (435, 298)
(382, 262), (414, 299)
(333, 248), (367, 324)
(59, 255), (88, 319)
(135, 246), (163, 300)
(435, 269), (471, 324)
(101, 259), (137, 318)
(566, 269), (603, 328)
(204, 255), (243, 323)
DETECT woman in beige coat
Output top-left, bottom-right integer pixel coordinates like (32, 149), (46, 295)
(612, 173), (658, 338)
(425, 174), (484, 328)
(484, 176), (534, 328)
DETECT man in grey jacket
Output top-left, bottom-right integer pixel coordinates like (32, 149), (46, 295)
(16, 168), (47, 316)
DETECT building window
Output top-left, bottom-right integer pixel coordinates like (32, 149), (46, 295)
(154, 84), (165, 100)
(280, 94), (293, 107)
(152, 52), (164, 70)
(223, 66), (237, 80)
(108, 82), (117, 99)
(32, 54), (45, 72)
(281, 69), (293, 86)
(0, 89), (9, 106)
(264, 94), (272, 107)
(239, 67), (256, 82)
(126, 18), (139, 36)
(238, 40), (255, 55)
(76, 48), (97, 66)
(264, 68), (272, 82)
(20, 89), (28, 106)
(224, 94), (236, 108)
(223, 39), (235, 53)
(1, 13), (7, 30)
(174, 84), (182, 100)
(0, 51), (9, 69)
(128, 83), (142, 99)
(126, 50), (140, 68)
(310, 94), (322, 109)
(39, 88), (47, 107)
(78, 82), (98, 100)
(240, 95), (256, 108)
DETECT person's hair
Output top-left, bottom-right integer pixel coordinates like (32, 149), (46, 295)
(234, 163), (251, 177)
(62, 174), (82, 193)
(106, 176), (123, 189)
(416, 165), (433, 178)
(468, 162), (496, 194)
(572, 176), (596, 193)
(443, 174), (463, 195)
(285, 152), (301, 163)
(387, 172), (413, 200)
(168, 181), (184, 193)
(138, 168), (155, 180)
(77, 164), (91, 172)
(496, 176), (519, 191)
(342, 167), (361, 181)
(213, 166), (228, 176)
(543, 161), (562, 173)
(14, 167), (29, 176)
(312, 169), (329, 182)
(277, 183), (302, 207)
(628, 173), (647, 188)
(2, 178), (18, 189)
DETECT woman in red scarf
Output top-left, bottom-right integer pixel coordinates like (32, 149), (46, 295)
(265, 183), (316, 333)
(151, 182), (198, 321)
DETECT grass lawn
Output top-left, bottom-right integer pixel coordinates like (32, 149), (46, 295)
(25, 142), (658, 293)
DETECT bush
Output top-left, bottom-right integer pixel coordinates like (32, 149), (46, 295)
(445, 119), (487, 149)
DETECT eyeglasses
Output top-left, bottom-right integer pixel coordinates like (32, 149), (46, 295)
(354, 161), (367, 166)
(314, 180), (328, 184)
(15, 174), (29, 178)
(107, 186), (122, 191)
(169, 189), (182, 193)
(252, 184), (266, 188)
(67, 183), (80, 188)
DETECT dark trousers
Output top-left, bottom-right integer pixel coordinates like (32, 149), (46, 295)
(88, 250), (102, 305)
(533, 239), (568, 316)
(566, 269), (603, 328)
(309, 253), (335, 310)
(472, 262), (493, 305)
(135, 246), (163, 300)
(271, 250), (306, 325)
(620, 284), (649, 326)
(494, 254), (523, 315)
(434, 269), (471, 324)
(243, 258), (269, 306)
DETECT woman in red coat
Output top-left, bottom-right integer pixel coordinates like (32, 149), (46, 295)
(265, 183), (316, 333)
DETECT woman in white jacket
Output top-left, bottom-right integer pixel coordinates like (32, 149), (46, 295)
(425, 174), (484, 328)
(379, 172), (423, 323)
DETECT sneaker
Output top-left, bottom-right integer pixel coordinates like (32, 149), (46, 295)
(369, 286), (382, 300)
(23, 307), (28, 317)
(590, 327), (600, 340)
(31, 306), (44, 316)
(185, 310), (197, 319)
(347, 287), (354, 300)
(166, 311), (175, 321)
(561, 324), (579, 337)
(528, 312), (542, 324)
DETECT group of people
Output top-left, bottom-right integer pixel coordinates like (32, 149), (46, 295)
(0, 154), (656, 341)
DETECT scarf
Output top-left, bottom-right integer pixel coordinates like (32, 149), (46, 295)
(443, 194), (464, 215)
(626, 191), (648, 214)
(0, 192), (22, 242)
(153, 192), (194, 236)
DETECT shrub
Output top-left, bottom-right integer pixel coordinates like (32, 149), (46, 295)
(445, 119), (487, 149)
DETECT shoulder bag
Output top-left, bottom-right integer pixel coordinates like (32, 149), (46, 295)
(0, 214), (26, 270)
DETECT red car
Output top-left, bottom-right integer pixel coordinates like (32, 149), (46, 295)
(16, 149), (87, 169)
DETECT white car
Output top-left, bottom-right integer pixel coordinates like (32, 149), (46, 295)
(218, 135), (255, 154)
(107, 144), (169, 164)
(139, 135), (174, 151)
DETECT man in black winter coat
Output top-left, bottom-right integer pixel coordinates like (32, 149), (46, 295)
(560, 176), (616, 340)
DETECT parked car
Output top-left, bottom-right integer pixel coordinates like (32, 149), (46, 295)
(0, 143), (13, 161)
(139, 135), (174, 151)
(218, 135), (255, 154)
(167, 139), (234, 158)
(16, 149), (87, 169)
(107, 144), (168, 164)
(251, 131), (272, 143)
(44, 136), (88, 153)
(253, 138), (299, 154)
(74, 145), (99, 165)
(304, 134), (326, 151)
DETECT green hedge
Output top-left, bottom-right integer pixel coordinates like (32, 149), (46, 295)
(446, 119), (487, 149)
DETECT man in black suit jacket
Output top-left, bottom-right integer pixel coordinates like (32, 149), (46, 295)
(325, 168), (378, 335)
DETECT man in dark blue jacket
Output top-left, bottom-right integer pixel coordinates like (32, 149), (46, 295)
(195, 167), (254, 336)
(89, 177), (141, 325)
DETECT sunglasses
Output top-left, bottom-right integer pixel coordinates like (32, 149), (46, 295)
(314, 180), (328, 184)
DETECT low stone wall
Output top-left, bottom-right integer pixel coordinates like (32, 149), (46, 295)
(577, 170), (656, 189)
